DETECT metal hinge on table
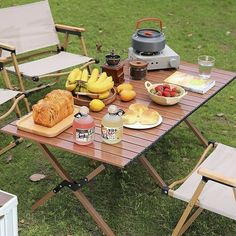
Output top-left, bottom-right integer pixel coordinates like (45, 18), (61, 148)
(53, 178), (88, 193)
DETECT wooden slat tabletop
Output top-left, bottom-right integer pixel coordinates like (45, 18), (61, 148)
(1, 62), (235, 168)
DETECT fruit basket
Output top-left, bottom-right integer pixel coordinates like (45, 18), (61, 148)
(145, 81), (187, 105)
(73, 87), (117, 106)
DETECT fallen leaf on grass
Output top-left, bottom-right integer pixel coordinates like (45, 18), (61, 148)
(197, 45), (202, 49)
(229, 96), (234, 100)
(225, 31), (231, 36)
(187, 33), (193, 37)
(26, 142), (32, 148)
(216, 113), (224, 117)
(5, 154), (13, 163)
(20, 219), (25, 224)
(30, 173), (46, 182)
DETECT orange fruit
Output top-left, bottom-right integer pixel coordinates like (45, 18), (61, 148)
(119, 89), (136, 102)
(117, 83), (133, 94)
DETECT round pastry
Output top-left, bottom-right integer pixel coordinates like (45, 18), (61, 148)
(129, 103), (148, 117)
(139, 109), (160, 125)
(122, 109), (139, 125)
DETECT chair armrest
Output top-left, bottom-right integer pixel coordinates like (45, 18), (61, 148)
(0, 42), (15, 52)
(198, 168), (236, 188)
(55, 24), (85, 36)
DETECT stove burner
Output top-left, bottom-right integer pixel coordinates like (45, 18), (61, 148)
(135, 50), (161, 56)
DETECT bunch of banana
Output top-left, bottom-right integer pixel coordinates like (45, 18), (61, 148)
(87, 70), (114, 94)
(65, 68), (114, 100)
(65, 68), (82, 91)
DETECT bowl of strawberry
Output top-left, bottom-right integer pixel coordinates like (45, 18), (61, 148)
(145, 81), (187, 105)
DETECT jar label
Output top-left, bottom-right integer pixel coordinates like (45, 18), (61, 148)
(101, 125), (122, 142)
(75, 127), (95, 143)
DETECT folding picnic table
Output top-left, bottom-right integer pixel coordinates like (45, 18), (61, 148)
(1, 61), (235, 236)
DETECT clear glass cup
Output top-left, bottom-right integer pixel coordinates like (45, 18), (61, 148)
(198, 55), (215, 79)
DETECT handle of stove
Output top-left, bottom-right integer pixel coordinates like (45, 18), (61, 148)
(135, 18), (163, 31)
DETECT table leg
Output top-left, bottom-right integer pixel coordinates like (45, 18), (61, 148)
(184, 118), (208, 147)
(139, 156), (167, 188)
(33, 143), (115, 236)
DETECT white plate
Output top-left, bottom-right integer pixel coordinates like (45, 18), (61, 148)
(123, 116), (163, 130)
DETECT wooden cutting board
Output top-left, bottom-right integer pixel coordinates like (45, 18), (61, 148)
(16, 106), (80, 137)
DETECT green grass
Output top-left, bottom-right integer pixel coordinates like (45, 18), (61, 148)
(1, 0), (236, 235)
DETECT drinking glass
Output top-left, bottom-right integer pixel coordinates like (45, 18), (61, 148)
(198, 55), (215, 79)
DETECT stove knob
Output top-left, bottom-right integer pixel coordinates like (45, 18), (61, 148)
(169, 58), (178, 68)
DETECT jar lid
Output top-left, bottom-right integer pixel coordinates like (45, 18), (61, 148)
(129, 60), (148, 68)
(80, 106), (89, 116)
(108, 105), (118, 114)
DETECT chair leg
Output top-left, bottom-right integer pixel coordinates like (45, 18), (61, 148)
(233, 188), (236, 201)
(11, 53), (31, 112)
(178, 207), (203, 236)
(79, 36), (92, 73)
(172, 180), (206, 236)
(1, 67), (21, 117)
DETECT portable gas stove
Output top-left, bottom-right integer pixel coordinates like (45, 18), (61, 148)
(128, 45), (180, 70)
(129, 18), (180, 70)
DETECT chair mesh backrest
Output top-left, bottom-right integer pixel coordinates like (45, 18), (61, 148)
(0, 0), (59, 57)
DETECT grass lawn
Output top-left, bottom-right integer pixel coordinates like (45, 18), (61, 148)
(1, 0), (236, 235)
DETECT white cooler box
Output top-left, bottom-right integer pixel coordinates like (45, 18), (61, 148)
(0, 190), (18, 236)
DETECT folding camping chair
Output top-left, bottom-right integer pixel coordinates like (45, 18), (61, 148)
(0, 0), (95, 113)
(166, 142), (236, 236)
(0, 88), (25, 155)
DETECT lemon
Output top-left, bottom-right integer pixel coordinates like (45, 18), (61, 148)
(89, 99), (105, 112)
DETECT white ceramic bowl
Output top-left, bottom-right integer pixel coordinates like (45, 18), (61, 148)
(145, 81), (187, 105)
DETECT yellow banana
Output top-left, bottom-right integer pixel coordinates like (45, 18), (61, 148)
(88, 68), (99, 84)
(80, 87), (88, 92)
(96, 72), (107, 83)
(75, 69), (82, 81)
(80, 69), (89, 82)
(65, 80), (77, 91)
(67, 68), (81, 84)
(87, 80), (114, 93)
(105, 76), (113, 83)
(98, 90), (110, 99)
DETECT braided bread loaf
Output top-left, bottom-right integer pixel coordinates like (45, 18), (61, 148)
(32, 90), (74, 128)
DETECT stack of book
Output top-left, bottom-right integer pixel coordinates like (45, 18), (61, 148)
(164, 71), (215, 94)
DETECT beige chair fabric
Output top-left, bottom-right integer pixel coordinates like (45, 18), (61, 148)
(173, 143), (236, 220)
(6, 52), (91, 77)
(0, 0), (59, 57)
(0, 89), (20, 105)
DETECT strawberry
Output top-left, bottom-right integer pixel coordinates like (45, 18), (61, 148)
(163, 91), (170, 97)
(155, 85), (164, 92)
(164, 84), (170, 90)
(164, 88), (171, 93)
(170, 91), (176, 97)
(172, 87), (177, 93)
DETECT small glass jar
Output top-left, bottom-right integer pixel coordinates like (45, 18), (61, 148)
(101, 105), (124, 144)
(129, 60), (148, 80)
(72, 106), (95, 145)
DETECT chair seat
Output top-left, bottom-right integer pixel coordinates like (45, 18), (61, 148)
(6, 52), (92, 77)
(0, 89), (20, 105)
(173, 143), (236, 220)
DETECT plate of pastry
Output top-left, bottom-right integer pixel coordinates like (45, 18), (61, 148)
(122, 103), (162, 129)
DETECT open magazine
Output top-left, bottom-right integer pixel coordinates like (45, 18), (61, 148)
(164, 71), (215, 94)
